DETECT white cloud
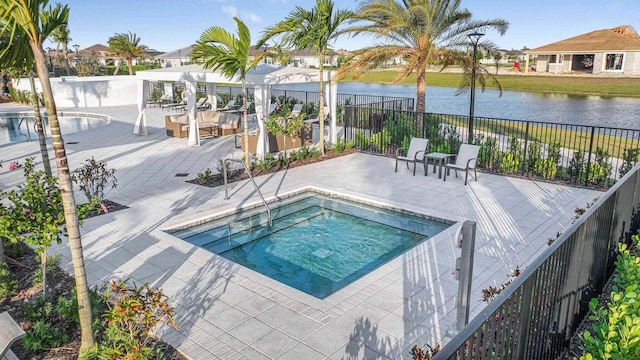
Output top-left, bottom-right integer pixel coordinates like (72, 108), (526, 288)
(222, 5), (238, 17)
(246, 12), (261, 23)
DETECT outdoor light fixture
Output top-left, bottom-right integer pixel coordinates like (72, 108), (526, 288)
(467, 32), (484, 143)
(46, 47), (54, 75)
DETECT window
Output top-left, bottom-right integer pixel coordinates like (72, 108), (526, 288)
(550, 54), (564, 64)
(604, 53), (624, 70)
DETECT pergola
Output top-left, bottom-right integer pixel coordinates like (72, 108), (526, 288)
(134, 64), (338, 157)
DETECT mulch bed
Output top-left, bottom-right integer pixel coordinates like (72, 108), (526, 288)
(187, 149), (357, 187)
(80, 199), (128, 219)
(0, 200), (186, 359)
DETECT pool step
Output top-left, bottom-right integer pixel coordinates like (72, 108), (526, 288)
(197, 209), (326, 254)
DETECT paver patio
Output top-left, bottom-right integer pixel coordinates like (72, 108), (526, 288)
(0, 103), (601, 359)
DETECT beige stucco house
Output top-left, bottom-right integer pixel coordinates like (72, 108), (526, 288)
(524, 25), (640, 75)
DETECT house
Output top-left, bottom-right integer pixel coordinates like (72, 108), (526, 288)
(80, 44), (111, 66)
(524, 25), (640, 75)
(289, 48), (338, 68)
(156, 45), (193, 68)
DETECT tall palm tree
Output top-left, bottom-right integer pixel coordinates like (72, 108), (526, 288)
(258, 0), (354, 155)
(51, 25), (71, 74)
(0, 0), (95, 351)
(192, 17), (261, 167)
(0, 24), (53, 177)
(340, 0), (509, 113)
(107, 31), (147, 75)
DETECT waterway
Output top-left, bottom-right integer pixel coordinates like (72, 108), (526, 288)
(276, 82), (640, 130)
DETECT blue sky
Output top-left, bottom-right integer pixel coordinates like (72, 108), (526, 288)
(56, 0), (639, 53)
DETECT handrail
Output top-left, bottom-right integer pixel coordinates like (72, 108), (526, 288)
(223, 158), (272, 227)
(17, 117), (32, 142)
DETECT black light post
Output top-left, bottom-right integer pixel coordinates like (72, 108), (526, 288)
(467, 32), (484, 144)
(73, 44), (80, 62)
(46, 47), (54, 76)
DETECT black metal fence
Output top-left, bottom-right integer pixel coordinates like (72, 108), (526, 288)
(342, 106), (640, 188)
(211, 85), (414, 123)
(433, 163), (640, 359)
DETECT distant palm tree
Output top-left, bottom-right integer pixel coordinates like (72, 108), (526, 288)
(192, 17), (261, 167)
(258, 0), (354, 155)
(51, 25), (71, 73)
(341, 0), (509, 114)
(0, 23), (54, 177)
(0, 0), (95, 351)
(107, 32), (147, 75)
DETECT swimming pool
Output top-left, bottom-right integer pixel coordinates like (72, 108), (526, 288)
(0, 113), (109, 144)
(169, 190), (451, 299)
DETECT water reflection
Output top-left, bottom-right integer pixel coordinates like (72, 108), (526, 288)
(0, 116), (108, 145)
(275, 82), (640, 129)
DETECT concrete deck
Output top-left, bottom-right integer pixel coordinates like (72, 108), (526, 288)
(0, 103), (601, 359)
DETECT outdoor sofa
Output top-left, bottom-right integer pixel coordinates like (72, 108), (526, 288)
(165, 111), (241, 138)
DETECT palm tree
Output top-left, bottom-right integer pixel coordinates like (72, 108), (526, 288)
(258, 0), (354, 155)
(192, 17), (261, 167)
(0, 25), (53, 177)
(341, 0), (509, 114)
(0, 0), (95, 351)
(51, 25), (71, 74)
(107, 31), (147, 75)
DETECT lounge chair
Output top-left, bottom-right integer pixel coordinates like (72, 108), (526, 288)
(289, 104), (304, 118)
(175, 97), (208, 112)
(444, 144), (480, 185)
(161, 98), (186, 110)
(220, 99), (237, 111)
(147, 94), (171, 107)
(395, 137), (429, 176)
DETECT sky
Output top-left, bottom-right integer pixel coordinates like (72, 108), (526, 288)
(54, 0), (640, 53)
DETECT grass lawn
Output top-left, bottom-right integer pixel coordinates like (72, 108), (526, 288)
(343, 70), (640, 98)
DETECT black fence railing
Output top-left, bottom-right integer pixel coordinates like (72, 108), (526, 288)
(212, 86), (414, 122)
(432, 163), (640, 359)
(343, 106), (640, 188)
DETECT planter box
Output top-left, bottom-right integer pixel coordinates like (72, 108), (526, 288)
(240, 125), (312, 154)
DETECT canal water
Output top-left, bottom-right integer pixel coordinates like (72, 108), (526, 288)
(276, 82), (640, 130)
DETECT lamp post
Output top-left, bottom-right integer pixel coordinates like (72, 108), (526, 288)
(467, 32), (484, 144)
(46, 47), (54, 76)
(73, 44), (80, 62)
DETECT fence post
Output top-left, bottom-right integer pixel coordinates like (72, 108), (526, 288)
(585, 127), (596, 186)
(456, 220), (476, 331)
(522, 121), (530, 173)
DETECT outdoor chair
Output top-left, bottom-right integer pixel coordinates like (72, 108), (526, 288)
(444, 144), (480, 185)
(220, 99), (237, 111)
(161, 98), (186, 110)
(289, 104), (303, 118)
(395, 137), (429, 176)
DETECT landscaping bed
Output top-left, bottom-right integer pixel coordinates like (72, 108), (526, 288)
(188, 147), (357, 187)
(0, 243), (186, 360)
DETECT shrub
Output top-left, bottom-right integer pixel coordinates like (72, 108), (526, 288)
(252, 154), (276, 172)
(354, 130), (372, 150)
(23, 320), (68, 351)
(196, 168), (213, 184)
(500, 136), (524, 174)
(84, 279), (178, 360)
(371, 128), (392, 152)
(0, 262), (17, 298)
(619, 148), (640, 178)
(579, 234), (640, 359)
(535, 143), (561, 179)
(71, 157), (117, 202)
(475, 136), (500, 170)
(526, 142), (542, 173)
(330, 138), (354, 153)
(569, 150), (586, 183)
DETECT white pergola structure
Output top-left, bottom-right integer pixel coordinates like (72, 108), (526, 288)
(134, 64), (338, 157)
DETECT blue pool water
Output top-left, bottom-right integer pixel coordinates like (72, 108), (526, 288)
(169, 191), (451, 298)
(0, 115), (108, 145)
